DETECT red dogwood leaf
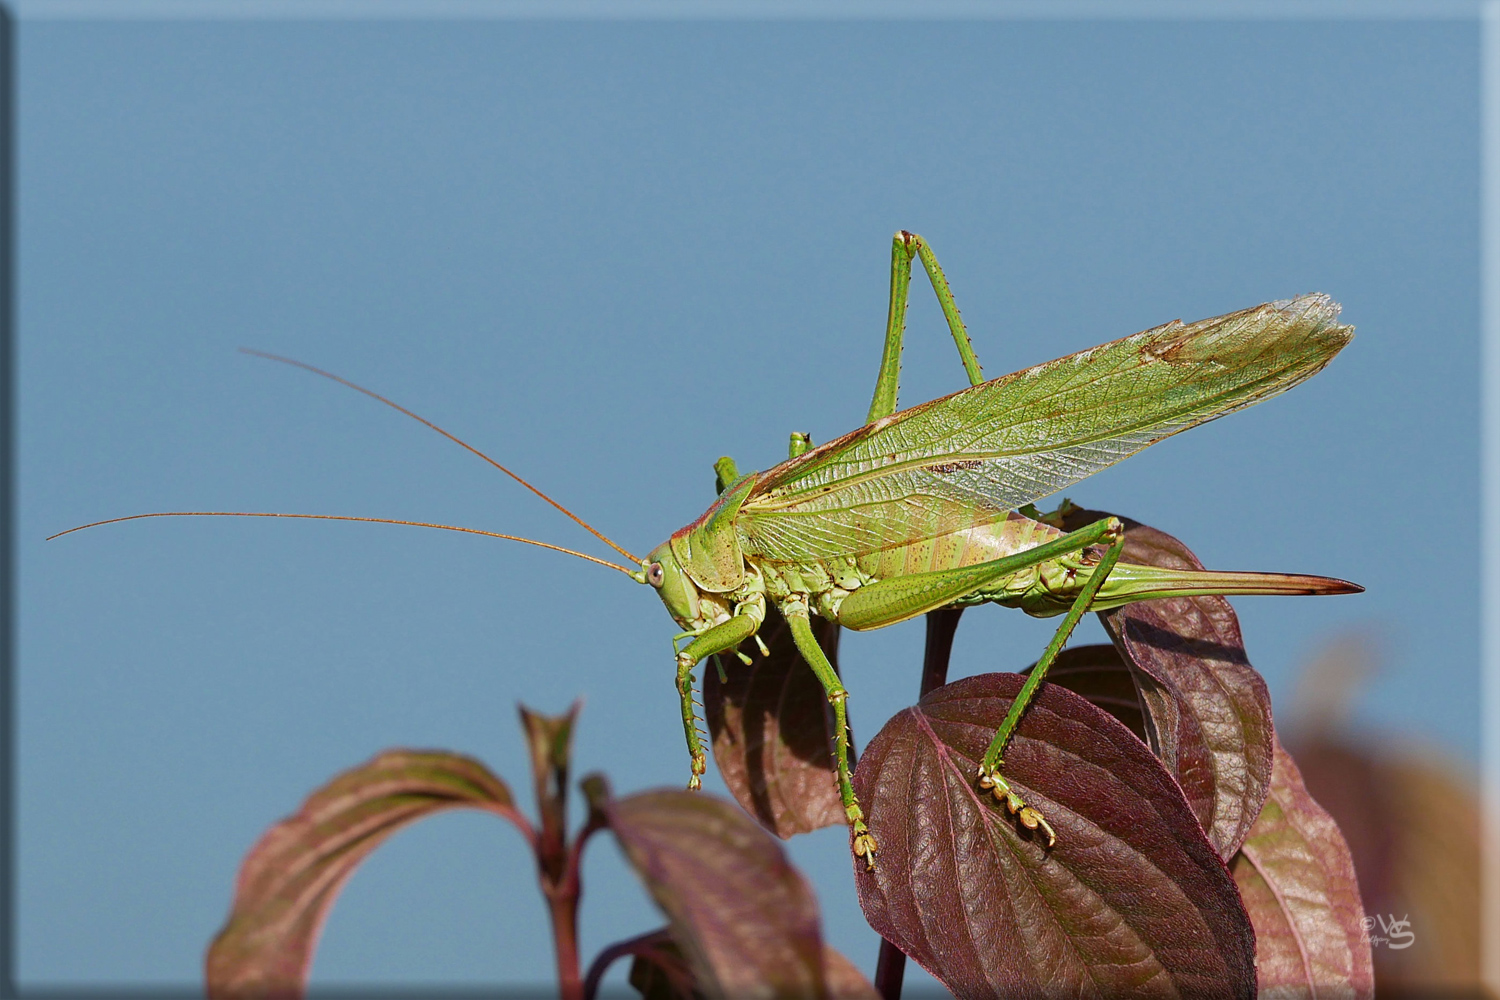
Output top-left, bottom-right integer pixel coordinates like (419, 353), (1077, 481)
(205, 750), (528, 1000)
(704, 603), (845, 837)
(622, 933), (877, 1000)
(1063, 507), (1274, 859)
(605, 788), (856, 998)
(854, 672), (1255, 999)
(1231, 739), (1373, 997)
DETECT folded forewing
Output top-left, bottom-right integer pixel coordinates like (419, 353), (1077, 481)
(738, 295), (1352, 562)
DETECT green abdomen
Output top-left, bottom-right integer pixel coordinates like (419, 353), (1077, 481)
(850, 512), (1062, 582)
(753, 511), (1074, 615)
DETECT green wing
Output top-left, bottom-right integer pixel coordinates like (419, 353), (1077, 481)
(737, 294), (1353, 562)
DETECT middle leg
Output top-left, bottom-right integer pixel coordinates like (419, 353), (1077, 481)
(781, 597), (878, 869)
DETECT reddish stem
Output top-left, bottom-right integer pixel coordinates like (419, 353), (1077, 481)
(919, 607), (964, 699)
(544, 879), (584, 1000)
(874, 607), (964, 1000)
(542, 812), (608, 1000)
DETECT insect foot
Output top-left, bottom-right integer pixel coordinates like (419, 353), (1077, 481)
(685, 716), (707, 791)
(849, 807), (878, 871)
(686, 750), (706, 791)
(977, 768), (1056, 848)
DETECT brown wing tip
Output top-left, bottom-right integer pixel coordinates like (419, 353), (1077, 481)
(1263, 293), (1354, 347)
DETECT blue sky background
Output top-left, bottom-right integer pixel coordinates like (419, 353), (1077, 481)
(18, 13), (1479, 993)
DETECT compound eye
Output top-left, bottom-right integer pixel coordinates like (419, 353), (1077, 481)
(647, 562), (665, 587)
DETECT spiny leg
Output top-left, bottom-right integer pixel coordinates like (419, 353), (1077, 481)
(675, 614), (760, 789)
(673, 655), (704, 788)
(781, 598), (877, 869)
(976, 524), (1126, 847)
(867, 231), (985, 422)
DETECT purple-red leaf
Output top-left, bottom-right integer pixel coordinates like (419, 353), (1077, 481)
(605, 788), (833, 998)
(622, 936), (877, 1000)
(1289, 738), (1484, 991)
(205, 750), (528, 1000)
(1064, 507), (1273, 859)
(854, 672), (1255, 1000)
(819, 947), (880, 1000)
(520, 701), (580, 881)
(704, 602), (845, 837)
(1230, 739), (1373, 997)
(624, 931), (700, 1000)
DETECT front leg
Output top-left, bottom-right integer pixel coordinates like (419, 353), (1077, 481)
(675, 614), (760, 789)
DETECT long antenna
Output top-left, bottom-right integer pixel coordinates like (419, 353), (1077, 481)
(47, 512), (640, 577)
(240, 349), (642, 565)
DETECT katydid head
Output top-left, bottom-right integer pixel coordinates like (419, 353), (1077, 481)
(638, 478), (757, 632)
(642, 541), (702, 627)
(639, 539), (738, 633)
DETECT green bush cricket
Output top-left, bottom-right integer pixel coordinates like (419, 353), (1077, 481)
(53, 232), (1361, 869)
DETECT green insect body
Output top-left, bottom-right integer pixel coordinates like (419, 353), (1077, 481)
(659, 500), (1346, 631)
(635, 233), (1359, 867)
(54, 231), (1362, 872)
